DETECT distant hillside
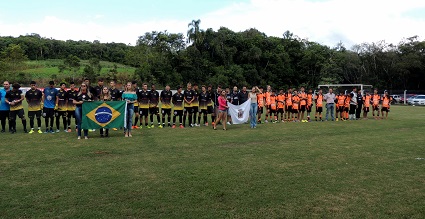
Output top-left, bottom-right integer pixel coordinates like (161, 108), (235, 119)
(8, 59), (136, 86)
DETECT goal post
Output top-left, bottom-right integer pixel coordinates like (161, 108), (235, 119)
(317, 84), (373, 95)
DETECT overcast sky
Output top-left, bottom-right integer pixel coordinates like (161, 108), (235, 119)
(1, 0), (424, 48)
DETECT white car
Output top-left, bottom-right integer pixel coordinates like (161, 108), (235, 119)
(391, 95), (401, 103)
(408, 95), (425, 105)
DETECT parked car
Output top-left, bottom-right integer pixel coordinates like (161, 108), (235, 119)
(407, 95), (417, 104)
(391, 95), (401, 103)
(408, 95), (425, 105)
(401, 94), (417, 103)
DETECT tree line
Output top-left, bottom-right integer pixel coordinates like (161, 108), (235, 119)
(1, 19), (424, 91)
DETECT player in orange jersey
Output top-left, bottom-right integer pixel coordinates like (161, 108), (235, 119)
(314, 89), (324, 121)
(362, 90), (371, 119)
(276, 90), (285, 122)
(371, 88), (381, 119)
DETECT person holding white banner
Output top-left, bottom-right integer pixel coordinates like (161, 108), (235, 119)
(249, 86), (261, 128)
(213, 90), (229, 131)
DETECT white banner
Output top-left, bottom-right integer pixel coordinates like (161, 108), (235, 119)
(227, 100), (250, 124)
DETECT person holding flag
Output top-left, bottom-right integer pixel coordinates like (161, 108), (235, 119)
(122, 82), (137, 137)
(73, 82), (93, 139)
(249, 86), (261, 128)
(213, 90), (229, 130)
(99, 86), (111, 137)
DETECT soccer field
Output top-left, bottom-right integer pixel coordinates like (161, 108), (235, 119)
(0, 105), (424, 218)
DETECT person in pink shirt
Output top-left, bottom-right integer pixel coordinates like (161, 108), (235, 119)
(213, 90), (229, 130)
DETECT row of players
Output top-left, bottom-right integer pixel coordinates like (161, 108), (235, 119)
(0, 79), (392, 134)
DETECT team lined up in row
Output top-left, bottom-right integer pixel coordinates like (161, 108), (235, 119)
(0, 78), (393, 134)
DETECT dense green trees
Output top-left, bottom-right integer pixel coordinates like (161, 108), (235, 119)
(0, 20), (424, 90)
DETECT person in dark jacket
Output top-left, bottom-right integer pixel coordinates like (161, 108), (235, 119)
(356, 90), (363, 120)
(238, 86), (249, 104)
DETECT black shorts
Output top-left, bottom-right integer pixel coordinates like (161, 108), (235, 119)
(133, 106), (139, 113)
(174, 110), (183, 116)
(277, 108), (284, 114)
(269, 110), (276, 115)
(258, 106), (264, 114)
(306, 105), (312, 113)
(0, 110), (9, 120)
(139, 108), (149, 116)
(10, 109), (25, 119)
(316, 107), (323, 113)
(349, 105), (356, 114)
(286, 106), (292, 112)
(363, 106), (370, 112)
(67, 111), (75, 118)
(184, 107), (193, 114)
(200, 109), (208, 114)
(300, 105), (306, 112)
(192, 106), (199, 113)
(381, 107), (389, 112)
(207, 105), (214, 114)
(344, 107), (349, 112)
(55, 111), (67, 117)
(162, 108), (171, 115)
(149, 107), (159, 115)
(43, 107), (55, 118)
(28, 110), (42, 119)
(373, 105), (379, 111)
(337, 106), (344, 112)
(292, 109), (299, 114)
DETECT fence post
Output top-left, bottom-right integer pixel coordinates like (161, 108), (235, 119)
(404, 90), (407, 105)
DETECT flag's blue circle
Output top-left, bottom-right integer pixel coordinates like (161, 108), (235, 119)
(95, 107), (113, 124)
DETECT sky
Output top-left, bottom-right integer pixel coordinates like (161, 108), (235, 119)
(1, 0), (425, 48)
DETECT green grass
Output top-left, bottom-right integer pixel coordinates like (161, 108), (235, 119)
(0, 105), (424, 218)
(21, 59), (135, 78)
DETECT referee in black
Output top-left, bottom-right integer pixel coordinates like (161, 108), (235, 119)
(356, 89), (363, 120)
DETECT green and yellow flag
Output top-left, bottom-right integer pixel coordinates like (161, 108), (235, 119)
(82, 101), (126, 129)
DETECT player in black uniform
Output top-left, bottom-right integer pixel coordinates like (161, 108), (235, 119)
(183, 83), (195, 127)
(55, 83), (68, 132)
(149, 84), (161, 128)
(160, 85), (173, 127)
(172, 86), (184, 128)
(198, 85), (210, 126)
(192, 84), (200, 127)
(5, 83), (27, 133)
(25, 81), (43, 134)
(66, 82), (78, 132)
(109, 80), (122, 101)
(94, 78), (104, 100)
(109, 80), (122, 131)
(132, 81), (140, 129)
(207, 85), (214, 123)
(137, 83), (150, 128)
(84, 78), (97, 99)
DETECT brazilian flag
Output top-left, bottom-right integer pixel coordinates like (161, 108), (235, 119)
(82, 101), (126, 129)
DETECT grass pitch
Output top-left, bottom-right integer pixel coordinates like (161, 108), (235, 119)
(0, 105), (424, 218)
